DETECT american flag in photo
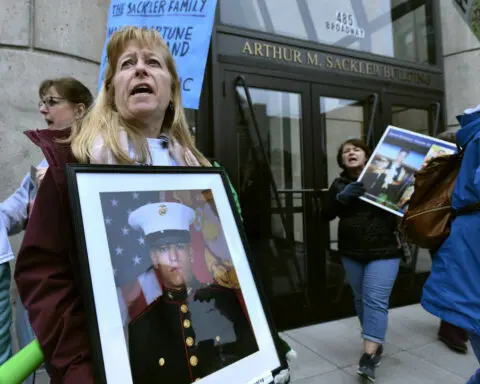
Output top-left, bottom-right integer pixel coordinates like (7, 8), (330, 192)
(99, 190), (213, 325)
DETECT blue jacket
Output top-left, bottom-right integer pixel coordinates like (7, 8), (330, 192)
(0, 159), (47, 264)
(421, 112), (480, 336)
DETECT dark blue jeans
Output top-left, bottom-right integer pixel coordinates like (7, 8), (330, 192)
(341, 257), (400, 344)
(467, 333), (480, 384)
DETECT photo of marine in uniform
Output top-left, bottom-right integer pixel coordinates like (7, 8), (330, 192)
(99, 190), (259, 383)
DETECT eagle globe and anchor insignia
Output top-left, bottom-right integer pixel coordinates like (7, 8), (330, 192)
(158, 204), (168, 216)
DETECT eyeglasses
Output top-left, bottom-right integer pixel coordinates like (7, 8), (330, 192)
(38, 96), (66, 108)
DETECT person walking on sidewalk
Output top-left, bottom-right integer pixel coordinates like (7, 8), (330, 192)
(422, 107), (480, 384)
(426, 131), (469, 354)
(322, 138), (402, 382)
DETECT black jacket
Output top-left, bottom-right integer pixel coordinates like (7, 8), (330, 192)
(321, 173), (401, 262)
(128, 282), (258, 383)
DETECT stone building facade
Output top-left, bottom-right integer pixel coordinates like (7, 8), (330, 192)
(0, 0), (108, 254)
(441, 1), (480, 132)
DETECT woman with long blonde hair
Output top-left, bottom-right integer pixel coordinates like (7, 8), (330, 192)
(71, 26), (209, 167)
(14, 27), (292, 383)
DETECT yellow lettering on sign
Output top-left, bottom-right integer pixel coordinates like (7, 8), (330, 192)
(294, 49), (303, 64)
(333, 58), (343, 70)
(366, 63), (376, 75)
(239, 41), (432, 86)
(283, 47), (293, 61)
(384, 66), (393, 78)
(254, 42), (263, 56)
(273, 45), (282, 59)
(307, 52), (318, 66)
(264, 44), (273, 58)
(242, 41), (253, 55)
(325, 55), (333, 68)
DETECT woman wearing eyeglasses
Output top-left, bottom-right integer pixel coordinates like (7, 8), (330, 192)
(0, 77), (92, 382)
(37, 78), (91, 131)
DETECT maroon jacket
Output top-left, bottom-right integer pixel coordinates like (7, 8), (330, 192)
(15, 128), (94, 383)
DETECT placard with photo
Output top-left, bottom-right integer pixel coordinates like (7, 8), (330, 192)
(358, 125), (457, 216)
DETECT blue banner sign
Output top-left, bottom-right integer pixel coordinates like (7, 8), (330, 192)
(98, 0), (217, 109)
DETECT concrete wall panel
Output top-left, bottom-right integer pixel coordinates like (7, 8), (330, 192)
(440, 1), (480, 57)
(0, 48), (98, 254)
(34, 0), (108, 62)
(0, 0), (30, 46)
(443, 50), (480, 127)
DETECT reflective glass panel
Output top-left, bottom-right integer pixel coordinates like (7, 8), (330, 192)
(391, 105), (432, 273)
(322, 98), (365, 251)
(235, 87), (306, 296)
(220, 0), (436, 65)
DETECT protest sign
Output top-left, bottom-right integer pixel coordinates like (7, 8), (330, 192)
(358, 126), (457, 217)
(98, 0), (218, 109)
(453, 0), (480, 41)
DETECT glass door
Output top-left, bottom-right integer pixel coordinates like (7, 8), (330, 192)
(218, 69), (443, 328)
(220, 71), (319, 329)
(311, 85), (379, 319)
(382, 94), (442, 303)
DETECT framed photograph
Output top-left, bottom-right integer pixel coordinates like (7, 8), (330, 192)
(358, 125), (457, 216)
(65, 164), (286, 384)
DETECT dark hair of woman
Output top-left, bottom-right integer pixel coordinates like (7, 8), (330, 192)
(39, 77), (94, 109)
(336, 138), (372, 170)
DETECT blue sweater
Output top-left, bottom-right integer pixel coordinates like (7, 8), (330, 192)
(0, 159), (47, 264)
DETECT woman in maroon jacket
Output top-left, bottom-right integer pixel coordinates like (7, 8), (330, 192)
(15, 26), (292, 383)
(14, 26), (214, 383)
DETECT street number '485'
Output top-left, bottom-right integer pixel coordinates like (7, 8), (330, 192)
(336, 11), (353, 26)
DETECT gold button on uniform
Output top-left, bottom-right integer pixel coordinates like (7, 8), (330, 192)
(181, 304), (188, 313)
(190, 355), (198, 366)
(186, 337), (194, 347)
(158, 358), (165, 367)
(183, 319), (191, 328)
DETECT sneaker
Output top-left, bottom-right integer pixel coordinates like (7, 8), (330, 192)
(357, 353), (376, 382)
(371, 345), (383, 367)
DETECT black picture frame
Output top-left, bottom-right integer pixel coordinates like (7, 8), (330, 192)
(65, 164), (288, 384)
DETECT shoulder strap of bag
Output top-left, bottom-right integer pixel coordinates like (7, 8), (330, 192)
(452, 202), (480, 218)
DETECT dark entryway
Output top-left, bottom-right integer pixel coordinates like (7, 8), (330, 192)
(214, 62), (442, 330)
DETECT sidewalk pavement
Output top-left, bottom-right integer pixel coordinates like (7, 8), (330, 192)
(29, 304), (479, 383)
(282, 304), (478, 383)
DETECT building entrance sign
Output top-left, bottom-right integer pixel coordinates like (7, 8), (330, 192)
(218, 34), (442, 90)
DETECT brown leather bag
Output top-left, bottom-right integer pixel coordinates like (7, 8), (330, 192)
(401, 149), (463, 250)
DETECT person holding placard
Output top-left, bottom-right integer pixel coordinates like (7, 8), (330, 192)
(322, 138), (401, 382)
